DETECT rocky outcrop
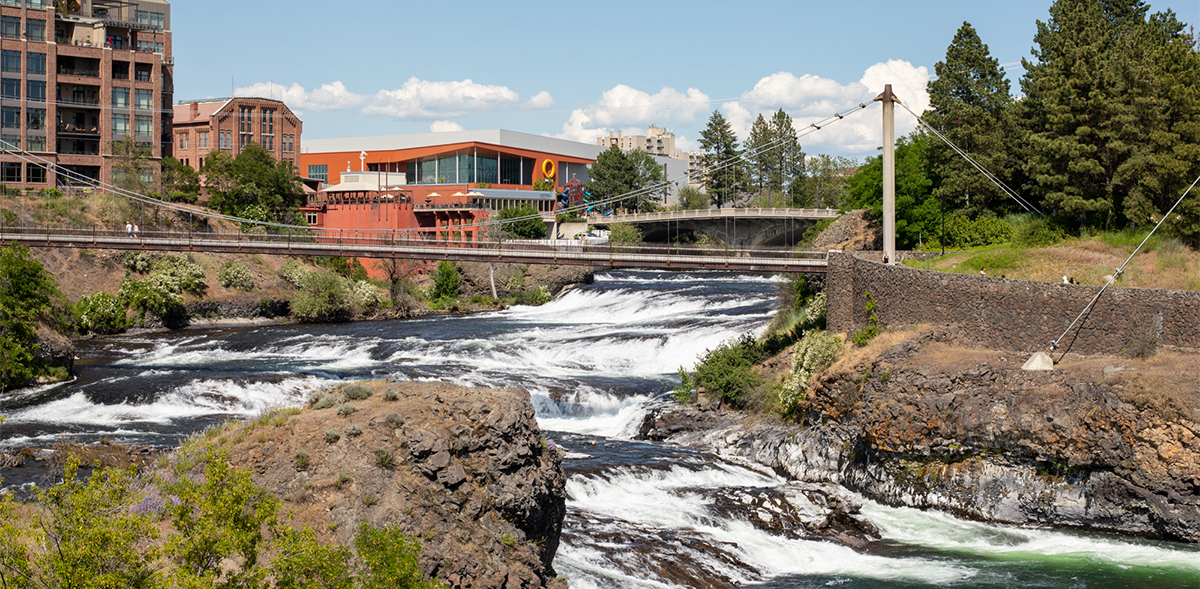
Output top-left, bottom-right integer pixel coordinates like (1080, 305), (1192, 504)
(225, 381), (567, 589)
(457, 262), (595, 298)
(640, 334), (1200, 543)
(810, 210), (881, 252)
(31, 321), (74, 383)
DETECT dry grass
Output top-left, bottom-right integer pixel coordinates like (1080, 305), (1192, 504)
(908, 237), (1200, 290)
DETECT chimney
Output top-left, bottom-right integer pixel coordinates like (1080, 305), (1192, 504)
(190, 101), (199, 120)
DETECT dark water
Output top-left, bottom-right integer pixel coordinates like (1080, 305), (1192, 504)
(2, 270), (1197, 588)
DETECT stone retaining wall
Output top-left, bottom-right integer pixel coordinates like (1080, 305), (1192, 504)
(826, 252), (1200, 355)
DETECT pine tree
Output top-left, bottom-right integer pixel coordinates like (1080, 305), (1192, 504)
(744, 114), (773, 194)
(770, 109), (805, 201)
(925, 22), (1017, 217)
(697, 109), (747, 207)
(1019, 0), (1199, 230)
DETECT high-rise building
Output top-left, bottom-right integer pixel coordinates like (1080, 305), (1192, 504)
(597, 125), (704, 187)
(0, 0), (172, 189)
(171, 97), (303, 173)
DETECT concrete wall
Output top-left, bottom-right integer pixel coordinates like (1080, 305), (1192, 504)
(826, 252), (1200, 355)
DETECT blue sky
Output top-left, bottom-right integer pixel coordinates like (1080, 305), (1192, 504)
(172, 0), (1197, 159)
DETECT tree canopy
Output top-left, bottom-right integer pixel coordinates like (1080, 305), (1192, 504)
(698, 109), (748, 207)
(202, 144), (305, 223)
(583, 145), (666, 213)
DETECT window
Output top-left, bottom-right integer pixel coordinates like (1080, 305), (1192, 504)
(136, 40), (162, 54)
(223, 132), (231, 150)
(26, 80), (43, 102)
(26, 135), (43, 152)
(135, 10), (148, 24)
(149, 12), (163, 28)
(25, 19), (43, 42)
(112, 87), (129, 108)
(178, 133), (187, 150)
(112, 114), (128, 135)
(239, 106), (252, 133)
(240, 132), (251, 148)
(1, 134), (17, 150)
(22, 54), (44, 80)
(134, 115), (151, 136)
(0, 51), (17, 74)
(134, 88), (152, 110)
(27, 108), (44, 130)
(0, 17), (18, 40)
(27, 162), (46, 183)
(263, 134), (272, 151)
(0, 78), (18, 99)
(0, 0), (20, 7)
(199, 131), (208, 149)
(1, 106), (18, 129)
(262, 109), (274, 134)
(27, 0), (45, 9)
(1, 162), (18, 183)
(308, 164), (327, 182)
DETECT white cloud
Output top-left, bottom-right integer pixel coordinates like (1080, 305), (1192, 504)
(234, 78), (553, 120)
(430, 120), (464, 133)
(556, 84), (712, 143)
(721, 60), (931, 155)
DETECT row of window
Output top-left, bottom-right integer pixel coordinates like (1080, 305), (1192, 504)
(111, 87), (154, 109)
(0, 16), (45, 42)
(0, 161), (48, 184)
(0, 134), (46, 152)
(135, 10), (165, 28)
(0, 51), (45, 75)
(0, 0), (48, 8)
(308, 164), (327, 182)
(1, 106), (43, 129)
(112, 113), (153, 136)
(0, 78), (44, 101)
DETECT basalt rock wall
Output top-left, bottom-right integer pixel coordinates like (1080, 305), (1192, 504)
(826, 252), (1200, 355)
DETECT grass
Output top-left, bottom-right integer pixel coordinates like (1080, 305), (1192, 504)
(905, 234), (1199, 290)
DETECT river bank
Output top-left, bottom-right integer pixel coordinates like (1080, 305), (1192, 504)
(638, 327), (1200, 544)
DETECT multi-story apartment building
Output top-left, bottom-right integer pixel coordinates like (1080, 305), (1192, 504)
(0, 0), (172, 189)
(597, 124), (704, 187)
(171, 97), (302, 173)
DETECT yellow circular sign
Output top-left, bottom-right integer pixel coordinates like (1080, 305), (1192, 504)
(542, 159), (556, 179)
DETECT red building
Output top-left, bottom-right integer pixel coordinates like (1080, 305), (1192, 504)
(171, 96), (301, 172)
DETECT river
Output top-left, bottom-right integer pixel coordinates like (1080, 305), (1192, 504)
(1, 270), (1197, 588)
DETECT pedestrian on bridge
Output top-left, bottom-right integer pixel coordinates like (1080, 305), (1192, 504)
(125, 221), (132, 237)
(133, 224), (139, 238)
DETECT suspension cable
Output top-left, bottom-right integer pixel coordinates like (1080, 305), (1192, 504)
(897, 101), (1044, 217)
(1048, 172), (1200, 358)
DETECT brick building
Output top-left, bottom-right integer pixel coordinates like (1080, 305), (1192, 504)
(0, 0), (172, 189)
(171, 96), (302, 172)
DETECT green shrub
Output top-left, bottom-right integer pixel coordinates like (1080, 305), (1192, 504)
(345, 424), (363, 437)
(1013, 218), (1067, 248)
(293, 450), (310, 471)
(309, 390), (342, 410)
(385, 412), (404, 428)
(374, 448), (395, 469)
(351, 280), (388, 313)
(291, 271), (354, 323)
(0, 243), (73, 391)
(337, 403), (356, 417)
(150, 254), (206, 295)
(506, 286), (552, 306)
(779, 331), (844, 416)
(430, 261), (461, 300)
(850, 290), (883, 346)
(324, 430), (341, 444)
(342, 383), (372, 400)
(75, 292), (126, 334)
(122, 251), (152, 274)
(280, 260), (309, 288)
(608, 222), (643, 245)
(382, 388), (400, 402)
(937, 216), (1014, 249)
(676, 334), (764, 406)
(118, 277), (185, 323)
(0, 208), (16, 226)
(218, 260), (255, 291)
(496, 204), (547, 239)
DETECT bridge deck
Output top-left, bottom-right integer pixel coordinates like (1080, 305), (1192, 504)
(0, 228), (829, 273)
(588, 207), (839, 224)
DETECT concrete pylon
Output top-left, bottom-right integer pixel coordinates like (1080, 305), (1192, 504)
(874, 85), (900, 264)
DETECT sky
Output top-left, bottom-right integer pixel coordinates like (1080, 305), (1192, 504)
(171, 0), (1198, 160)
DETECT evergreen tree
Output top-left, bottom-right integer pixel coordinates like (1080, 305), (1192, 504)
(1020, 0), (1199, 230)
(770, 109), (806, 201)
(744, 114), (773, 194)
(926, 22), (1017, 217)
(583, 145), (636, 212)
(697, 109), (747, 207)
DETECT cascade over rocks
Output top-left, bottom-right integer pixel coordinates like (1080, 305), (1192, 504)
(639, 331), (1200, 543)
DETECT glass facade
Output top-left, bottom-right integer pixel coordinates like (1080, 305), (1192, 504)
(112, 114), (128, 135)
(27, 80), (43, 102)
(26, 135), (43, 152)
(0, 51), (17, 73)
(1, 78), (18, 99)
(401, 151), (545, 186)
(113, 87), (129, 108)
(307, 164), (327, 182)
(26, 52), (43, 75)
(25, 19), (43, 42)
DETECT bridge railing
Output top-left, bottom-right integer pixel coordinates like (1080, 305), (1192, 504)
(587, 207), (840, 223)
(0, 224), (830, 262)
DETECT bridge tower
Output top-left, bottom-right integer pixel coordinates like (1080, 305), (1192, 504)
(874, 84), (900, 264)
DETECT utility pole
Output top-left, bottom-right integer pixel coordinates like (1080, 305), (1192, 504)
(874, 84), (899, 264)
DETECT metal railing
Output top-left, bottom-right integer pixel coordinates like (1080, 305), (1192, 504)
(587, 207), (840, 223)
(0, 225), (831, 272)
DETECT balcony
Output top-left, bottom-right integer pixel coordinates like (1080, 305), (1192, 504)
(57, 123), (99, 135)
(57, 67), (99, 78)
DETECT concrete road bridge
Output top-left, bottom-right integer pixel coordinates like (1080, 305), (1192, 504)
(0, 226), (830, 273)
(587, 207), (839, 247)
